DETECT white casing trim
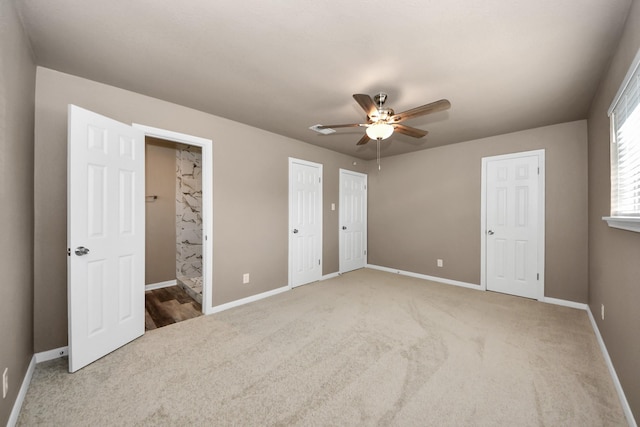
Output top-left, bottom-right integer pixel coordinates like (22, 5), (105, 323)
(133, 123), (214, 316)
(608, 45), (640, 116)
(587, 308), (637, 427)
(7, 356), (36, 427)
(145, 279), (178, 291)
(209, 285), (289, 314)
(366, 264), (480, 290)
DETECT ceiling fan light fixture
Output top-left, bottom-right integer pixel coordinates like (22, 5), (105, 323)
(366, 122), (394, 140)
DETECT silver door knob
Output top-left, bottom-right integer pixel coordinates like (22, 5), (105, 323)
(75, 246), (90, 256)
(487, 230), (494, 235)
(293, 229), (299, 234)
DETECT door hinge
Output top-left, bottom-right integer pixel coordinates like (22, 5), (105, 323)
(319, 177), (321, 183)
(67, 248), (71, 256)
(318, 259), (321, 265)
(537, 273), (539, 280)
(537, 167), (540, 175)
(364, 184), (367, 190)
(364, 250), (367, 255)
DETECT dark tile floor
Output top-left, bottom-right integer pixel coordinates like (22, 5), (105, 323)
(145, 285), (203, 330)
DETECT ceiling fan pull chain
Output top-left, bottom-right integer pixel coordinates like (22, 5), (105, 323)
(377, 138), (381, 170)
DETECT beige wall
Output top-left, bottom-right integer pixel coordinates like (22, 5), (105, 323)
(0, 0), (36, 423)
(145, 138), (177, 285)
(33, 67), (367, 351)
(587, 0), (640, 420)
(367, 121), (589, 302)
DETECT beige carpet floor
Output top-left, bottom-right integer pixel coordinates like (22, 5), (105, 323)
(18, 268), (626, 426)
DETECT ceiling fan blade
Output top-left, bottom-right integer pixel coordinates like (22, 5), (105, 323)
(391, 99), (451, 123)
(353, 94), (378, 117)
(317, 123), (362, 129)
(356, 134), (370, 146)
(393, 124), (429, 138)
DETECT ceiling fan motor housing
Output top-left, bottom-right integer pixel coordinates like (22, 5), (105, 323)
(374, 92), (388, 107)
(369, 108), (394, 122)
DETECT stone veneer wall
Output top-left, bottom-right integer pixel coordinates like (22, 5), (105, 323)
(176, 145), (202, 280)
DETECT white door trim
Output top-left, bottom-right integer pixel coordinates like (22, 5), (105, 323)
(133, 124), (214, 315)
(288, 157), (323, 288)
(339, 169), (368, 273)
(480, 149), (545, 300)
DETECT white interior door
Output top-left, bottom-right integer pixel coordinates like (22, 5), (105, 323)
(339, 169), (367, 273)
(483, 151), (544, 300)
(289, 158), (322, 288)
(68, 105), (145, 372)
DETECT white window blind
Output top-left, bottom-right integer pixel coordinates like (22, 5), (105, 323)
(610, 56), (640, 217)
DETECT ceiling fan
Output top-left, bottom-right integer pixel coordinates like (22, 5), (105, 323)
(317, 92), (451, 146)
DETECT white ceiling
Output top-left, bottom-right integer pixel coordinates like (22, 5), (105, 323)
(15, 0), (632, 160)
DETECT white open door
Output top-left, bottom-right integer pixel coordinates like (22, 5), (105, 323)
(68, 105), (145, 372)
(339, 169), (367, 273)
(289, 158), (322, 288)
(482, 150), (544, 300)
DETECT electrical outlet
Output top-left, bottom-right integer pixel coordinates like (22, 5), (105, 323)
(2, 367), (7, 399)
(243, 273), (250, 284)
(437, 259), (443, 268)
(601, 304), (605, 320)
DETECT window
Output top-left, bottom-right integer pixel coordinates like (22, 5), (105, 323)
(604, 47), (640, 233)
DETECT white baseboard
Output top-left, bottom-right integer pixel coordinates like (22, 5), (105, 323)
(321, 272), (340, 281)
(209, 285), (289, 314)
(586, 308), (637, 427)
(366, 264), (480, 290)
(34, 346), (68, 363)
(9, 346), (69, 425)
(145, 279), (177, 291)
(7, 355), (36, 427)
(541, 297), (588, 311)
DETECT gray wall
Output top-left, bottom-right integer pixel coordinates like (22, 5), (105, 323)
(587, 0), (640, 420)
(33, 67), (367, 351)
(367, 121), (589, 302)
(145, 138), (177, 285)
(0, 0), (36, 424)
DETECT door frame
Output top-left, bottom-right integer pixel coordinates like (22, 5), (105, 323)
(339, 168), (368, 273)
(133, 124), (214, 314)
(288, 157), (323, 289)
(480, 149), (545, 301)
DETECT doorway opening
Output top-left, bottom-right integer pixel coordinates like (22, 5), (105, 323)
(144, 137), (204, 329)
(135, 123), (214, 322)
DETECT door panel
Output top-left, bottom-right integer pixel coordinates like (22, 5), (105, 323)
(485, 153), (540, 299)
(68, 105), (145, 372)
(289, 159), (322, 287)
(339, 169), (367, 273)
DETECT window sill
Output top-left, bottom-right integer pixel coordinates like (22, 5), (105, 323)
(603, 216), (640, 233)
